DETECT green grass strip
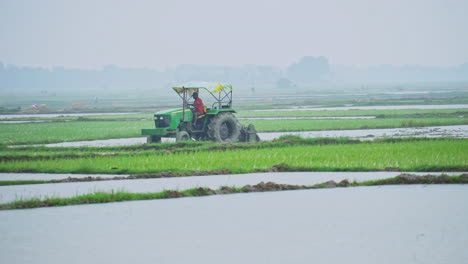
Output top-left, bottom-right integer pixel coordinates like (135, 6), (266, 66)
(0, 137), (362, 161)
(0, 180), (50, 186)
(1, 139), (466, 174)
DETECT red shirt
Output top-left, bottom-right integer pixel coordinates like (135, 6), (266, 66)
(194, 98), (204, 113)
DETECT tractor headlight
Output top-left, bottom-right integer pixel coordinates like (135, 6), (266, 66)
(155, 115), (171, 128)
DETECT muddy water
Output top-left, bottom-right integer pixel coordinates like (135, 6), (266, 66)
(0, 171), (463, 203)
(253, 104), (468, 111)
(1, 185), (467, 264)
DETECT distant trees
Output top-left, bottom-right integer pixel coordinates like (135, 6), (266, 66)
(1, 58), (468, 95)
(286, 56), (330, 85)
(276, 78), (294, 89)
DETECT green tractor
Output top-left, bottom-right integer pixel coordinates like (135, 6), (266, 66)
(142, 83), (259, 143)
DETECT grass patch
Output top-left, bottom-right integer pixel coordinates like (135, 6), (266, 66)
(0, 180), (50, 186)
(0, 137), (366, 161)
(237, 108), (468, 118)
(0, 120), (153, 145)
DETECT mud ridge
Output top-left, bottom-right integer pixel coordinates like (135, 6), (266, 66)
(50, 169), (232, 183)
(0, 153), (119, 162)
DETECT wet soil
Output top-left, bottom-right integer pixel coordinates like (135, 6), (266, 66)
(154, 173), (466, 197)
(49, 170), (232, 183)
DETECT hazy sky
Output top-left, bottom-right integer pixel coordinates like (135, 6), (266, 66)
(1, 0), (467, 69)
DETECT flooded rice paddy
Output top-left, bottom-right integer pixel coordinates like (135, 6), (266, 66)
(259, 125), (468, 141)
(0, 173), (123, 181)
(37, 137), (151, 147)
(1, 184), (467, 264)
(253, 104), (468, 111)
(239, 116), (376, 120)
(0, 171), (464, 203)
(0, 112), (132, 119)
(2, 104), (467, 119)
(2, 105), (467, 263)
(0, 120), (57, 124)
(0, 116), (375, 123)
(21, 125), (468, 147)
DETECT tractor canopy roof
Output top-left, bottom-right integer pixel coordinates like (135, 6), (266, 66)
(172, 82), (232, 96)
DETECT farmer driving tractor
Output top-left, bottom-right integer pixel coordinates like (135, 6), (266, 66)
(141, 82), (260, 143)
(192, 92), (205, 128)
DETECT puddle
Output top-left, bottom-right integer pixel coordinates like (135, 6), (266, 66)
(254, 104), (468, 112)
(0, 171), (463, 203)
(0, 185), (467, 264)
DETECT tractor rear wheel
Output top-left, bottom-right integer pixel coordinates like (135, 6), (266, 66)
(176, 130), (191, 142)
(207, 112), (241, 143)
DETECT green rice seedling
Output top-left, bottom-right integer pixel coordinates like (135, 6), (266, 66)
(0, 180), (50, 186)
(0, 120), (153, 145)
(1, 139), (466, 174)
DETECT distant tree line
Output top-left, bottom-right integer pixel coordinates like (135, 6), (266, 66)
(1, 57), (467, 94)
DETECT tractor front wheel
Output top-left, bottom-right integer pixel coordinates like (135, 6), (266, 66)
(147, 136), (161, 143)
(176, 131), (191, 142)
(207, 113), (241, 143)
